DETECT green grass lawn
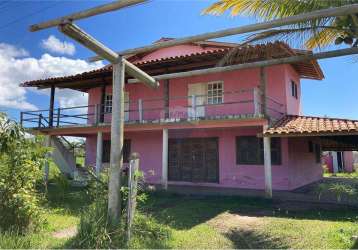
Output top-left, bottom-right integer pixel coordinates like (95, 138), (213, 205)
(1, 186), (358, 249)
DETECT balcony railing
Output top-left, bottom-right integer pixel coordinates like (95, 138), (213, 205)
(20, 88), (285, 128)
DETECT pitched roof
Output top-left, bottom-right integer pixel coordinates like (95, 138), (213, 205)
(20, 40), (324, 91)
(264, 115), (358, 137)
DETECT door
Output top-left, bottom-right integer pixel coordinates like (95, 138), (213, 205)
(168, 137), (219, 183)
(188, 83), (206, 118)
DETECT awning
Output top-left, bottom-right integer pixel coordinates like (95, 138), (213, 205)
(264, 115), (358, 151)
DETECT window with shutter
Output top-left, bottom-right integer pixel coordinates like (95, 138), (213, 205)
(236, 136), (281, 165)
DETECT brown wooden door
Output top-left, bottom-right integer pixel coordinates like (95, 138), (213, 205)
(168, 137), (219, 183)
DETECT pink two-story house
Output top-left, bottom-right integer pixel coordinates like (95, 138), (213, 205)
(20, 38), (358, 193)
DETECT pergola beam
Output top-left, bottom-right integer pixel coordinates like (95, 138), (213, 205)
(30, 0), (147, 32)
(59, 22), (119, 63)
(59, 22), (160, 87)
(90, 3), (358, 60)
(123, 59), (159, 89)
(127, 47), (358, 83)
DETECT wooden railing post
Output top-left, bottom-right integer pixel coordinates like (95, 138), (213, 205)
(191, 94), (196, 119)
(56, 108), (61, 127)
(38, 114), (43, 128)
(20, 112), (23, 127)
(138, 99), (143, 122)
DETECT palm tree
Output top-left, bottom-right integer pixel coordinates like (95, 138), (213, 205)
(203, 0), (358, 51)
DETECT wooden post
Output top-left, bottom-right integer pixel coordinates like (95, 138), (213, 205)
(108, 59), (125, 226)
(164, 79), (169, 119)
(191, 95), (197, 119)
(263, 125), (272, 198)
(127, 152), (140, 246)
(100, 84), (106, 123)
(162, 128), (168, 190)
(96, 131), (103, 176)
(56, 108), (60, 127)
(20, 112), (23, 127)
(138, 99), (143, 122)
(259, 67), (267, 117)
(49, 85), (55, 127)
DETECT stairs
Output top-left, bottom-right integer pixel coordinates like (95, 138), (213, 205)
(50, 136), (78, 179)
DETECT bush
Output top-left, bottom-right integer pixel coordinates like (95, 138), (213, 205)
(0, 113), (48, 233)
(70, 200), (170, 249)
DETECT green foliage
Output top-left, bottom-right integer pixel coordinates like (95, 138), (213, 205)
(203, 0), (358, 51)
(70, 197), (169, 248)
(0, 113), (48, 233)
(52, 173), (70, 201)
(0, 231), (33, 249)
(315, 182), (357, 202)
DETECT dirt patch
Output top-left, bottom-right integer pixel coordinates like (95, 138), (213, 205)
(52, 226), (78, 239)
(208, 212), (264, 232)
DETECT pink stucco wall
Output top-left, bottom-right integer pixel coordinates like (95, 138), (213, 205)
(85, 125), (322, 191)
(87, 64), (299, 123)
(287, 138), (322, 189)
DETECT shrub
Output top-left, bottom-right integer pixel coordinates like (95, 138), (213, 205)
(0, 113), (48, 233)
(70, 199), (170, 249)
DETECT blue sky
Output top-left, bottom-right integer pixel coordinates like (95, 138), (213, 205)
(0, 0), (357, 121)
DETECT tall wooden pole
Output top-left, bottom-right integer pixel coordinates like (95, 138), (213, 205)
(108, 59), (125, 225)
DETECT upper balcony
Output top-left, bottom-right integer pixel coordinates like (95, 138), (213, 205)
(20, 87), (285, 129)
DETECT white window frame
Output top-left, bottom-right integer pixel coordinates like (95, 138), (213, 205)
(207, 81), (224, 105)
(104, 93), (112, 113)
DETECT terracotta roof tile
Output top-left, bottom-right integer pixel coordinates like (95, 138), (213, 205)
(264, 115), (358, 136)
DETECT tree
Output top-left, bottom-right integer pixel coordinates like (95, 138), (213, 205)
(203, 0), (358, 53)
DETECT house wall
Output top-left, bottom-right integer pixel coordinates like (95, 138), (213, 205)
(287, 137), (323, 190)
(284, 64), (302, 115)
(85, 126), (313, 191)
(87, 64), (301, 121)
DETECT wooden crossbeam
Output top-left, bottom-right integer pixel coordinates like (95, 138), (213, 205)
(59, 22), (119, 63)
(59, 23), (159, 88)
(30, 0), (147, 32)
(123, 59), (159, 89)
(90, 3), (358, 61)
(127, 47), (358, 83)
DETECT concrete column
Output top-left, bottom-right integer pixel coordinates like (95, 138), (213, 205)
(95, 131), (103, 176)
(162, 128), (168, 190)
(263, 127), (272, 198)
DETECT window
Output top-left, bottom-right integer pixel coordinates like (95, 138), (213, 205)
(207, 82), (223, 104)
(102, 139), (131, 163)
(236, 136), (281, 165)
(104, 93), (112, 113)
(291, 80), (298, 99)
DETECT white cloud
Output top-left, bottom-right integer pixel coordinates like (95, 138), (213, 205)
(0, 42), (104, 110)
(41, 35), (76, 56)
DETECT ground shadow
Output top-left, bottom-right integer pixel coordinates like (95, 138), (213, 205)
(225, 227), (288, 249)
(352, 238), (358, 249)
